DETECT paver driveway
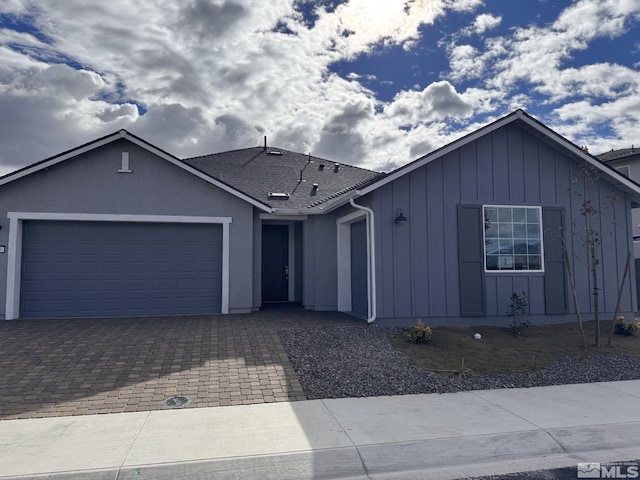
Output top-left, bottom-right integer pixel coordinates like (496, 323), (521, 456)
(0, 307), (362, 420)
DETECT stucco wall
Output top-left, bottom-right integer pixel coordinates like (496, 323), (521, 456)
(0, 138), (256, 318)
(366, 123), (636, 324)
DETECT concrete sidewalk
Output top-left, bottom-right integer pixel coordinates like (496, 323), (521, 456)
(2, 381), (640, 480)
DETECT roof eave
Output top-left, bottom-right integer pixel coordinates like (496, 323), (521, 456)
(0, 130), (126, 187)
(355, 109), (640, 203)
(0, 130), (273, 213)
(303, 191), (360, 214)
(122, 134), (272, 212)
(356, 110), (526, 196)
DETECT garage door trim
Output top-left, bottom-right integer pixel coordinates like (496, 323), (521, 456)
(5, 212), (232, 319)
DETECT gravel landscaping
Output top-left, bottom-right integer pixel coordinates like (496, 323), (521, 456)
(277, 324), (640, 399)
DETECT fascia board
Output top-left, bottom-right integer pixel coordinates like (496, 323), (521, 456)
(0, 130), (273, 213)
(122, 134), (272, 212)
(516, 114), (640, 202)
(356, 112), (521, 196)
(0, 132), (123, 187)
(355, 110), (640, 203)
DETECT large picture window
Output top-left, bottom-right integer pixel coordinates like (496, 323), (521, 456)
(483, 206), (543, 272)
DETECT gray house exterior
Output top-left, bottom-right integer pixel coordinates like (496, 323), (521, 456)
(598, 147), (640, 309)
(343, 112), (640, 326)
(599, 147), (640, 257)
(1, 110), (638, 326)
(0, 130), (381, 319)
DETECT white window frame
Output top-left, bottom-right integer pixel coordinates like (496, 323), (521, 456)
(482, 205), (544, 273)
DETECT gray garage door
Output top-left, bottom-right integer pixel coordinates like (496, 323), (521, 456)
(20, 221), (222, 318)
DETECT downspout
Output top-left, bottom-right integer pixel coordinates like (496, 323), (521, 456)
(350, 197), (377, 323)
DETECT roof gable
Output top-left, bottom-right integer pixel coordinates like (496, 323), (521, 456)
(0, 130), (272, 212)
(355, 109), (640, 203)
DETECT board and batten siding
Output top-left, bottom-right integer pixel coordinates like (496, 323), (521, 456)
(302, 214), (338, 311)
(368, 123), (635, 324)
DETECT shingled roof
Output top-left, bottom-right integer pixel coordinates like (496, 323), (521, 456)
(183, 147), (384, 209)
(597, 147), (640, 162)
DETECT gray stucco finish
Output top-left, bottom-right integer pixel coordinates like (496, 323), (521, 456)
(364, 123), (636, 324)
(0, 139), (256, 318)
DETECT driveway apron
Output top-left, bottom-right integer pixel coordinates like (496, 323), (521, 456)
(0, 308), (360, 420)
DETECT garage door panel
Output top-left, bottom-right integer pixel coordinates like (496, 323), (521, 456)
(103, 262), (128, 274)
(23, 278), (76, 291)
(28, 243), (74, 257)
(20, 221), (223, 318)
(152, 264), (174, 274)
(75, 262), (100, 274)
(151, 244), (175, 255)
(151, 278), (173, 289)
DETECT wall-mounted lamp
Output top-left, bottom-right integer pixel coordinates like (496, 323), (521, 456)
(394, 208), (408, 224)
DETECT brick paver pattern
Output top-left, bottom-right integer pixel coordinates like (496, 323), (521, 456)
(0, 308), (360, 420)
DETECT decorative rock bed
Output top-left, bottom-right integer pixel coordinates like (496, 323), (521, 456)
(278, 325), (640, 400)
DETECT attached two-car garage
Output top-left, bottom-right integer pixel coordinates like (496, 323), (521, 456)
(19, 220), (223, 318)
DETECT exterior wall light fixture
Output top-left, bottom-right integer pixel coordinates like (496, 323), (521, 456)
(394, 208), (408, 224)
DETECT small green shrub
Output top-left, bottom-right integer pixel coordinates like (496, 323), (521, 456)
(614, 316), (640, 336)
(506, 291), (531, 337)
(454, 357), (474, 378)
(525, 354), (543, 376)
(403, 319), (432, 344)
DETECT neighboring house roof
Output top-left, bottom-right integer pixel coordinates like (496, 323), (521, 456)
(0, 130), (273, 212)
(597, 147), (640, 162)
(183, 147), (384, 210)
(348, 109), (640, 206)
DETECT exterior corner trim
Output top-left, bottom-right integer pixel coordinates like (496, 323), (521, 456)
(347, 198), (377, 323)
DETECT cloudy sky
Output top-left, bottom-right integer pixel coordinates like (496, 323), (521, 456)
(0, 0), (639, 175)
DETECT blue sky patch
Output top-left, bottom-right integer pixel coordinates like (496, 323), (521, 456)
(0, 12), (50, 44)
(293, 0), (349, 28)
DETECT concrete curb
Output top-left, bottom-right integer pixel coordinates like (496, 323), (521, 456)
(2, 381), (640, 480)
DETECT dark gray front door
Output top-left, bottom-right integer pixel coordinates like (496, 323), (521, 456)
(262, 225), (289, 302)
(20, 221), (222, 318)
(350, 220), (368, 318)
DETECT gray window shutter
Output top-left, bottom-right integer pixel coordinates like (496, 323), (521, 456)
(543, 207), (568, 314)
(458, 204), (486, 316)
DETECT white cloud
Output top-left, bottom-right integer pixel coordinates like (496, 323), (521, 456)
(551, 95), (640, 155)
(438, 0), (640, 159)
(441, 0), (484, 13)
(0, 0), (26, 15)
(384, 81), (473, 124)
(31, 64), (104, 100)
(472, 13), (501, 34)
(0, 0), (638, 177)
(312, 0), (443, 59)
(459, 13), (501, 36)
(447, 44), (484, 81)
(0, 0), (474, 172)
(450, 0), (640, 97)
(347, 72), (376, 81)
